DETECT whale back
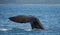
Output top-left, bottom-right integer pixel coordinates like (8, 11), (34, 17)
(9, 15), (34, 23)
(9, 15), (45, 30)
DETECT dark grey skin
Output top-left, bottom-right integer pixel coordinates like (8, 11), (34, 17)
(9, 15), (45, 30)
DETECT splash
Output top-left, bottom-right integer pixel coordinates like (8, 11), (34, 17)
(0, 28), (12, 31)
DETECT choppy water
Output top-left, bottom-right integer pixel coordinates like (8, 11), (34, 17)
(0, 4), (60, 35)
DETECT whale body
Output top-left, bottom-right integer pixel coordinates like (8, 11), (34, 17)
(9, 15), (45, 30)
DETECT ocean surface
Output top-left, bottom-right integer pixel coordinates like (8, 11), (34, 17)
(0, 4), (60, 35)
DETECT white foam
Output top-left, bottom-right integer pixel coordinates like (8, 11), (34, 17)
(24, 28), (32, 31)
(0, 28), (12, 31)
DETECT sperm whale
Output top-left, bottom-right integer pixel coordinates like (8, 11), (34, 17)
(9, 15), (45, 30)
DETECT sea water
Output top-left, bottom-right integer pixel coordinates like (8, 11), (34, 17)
(0, 4), (60, 35)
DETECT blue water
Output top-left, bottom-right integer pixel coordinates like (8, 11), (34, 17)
(0, 4), (60, 35)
